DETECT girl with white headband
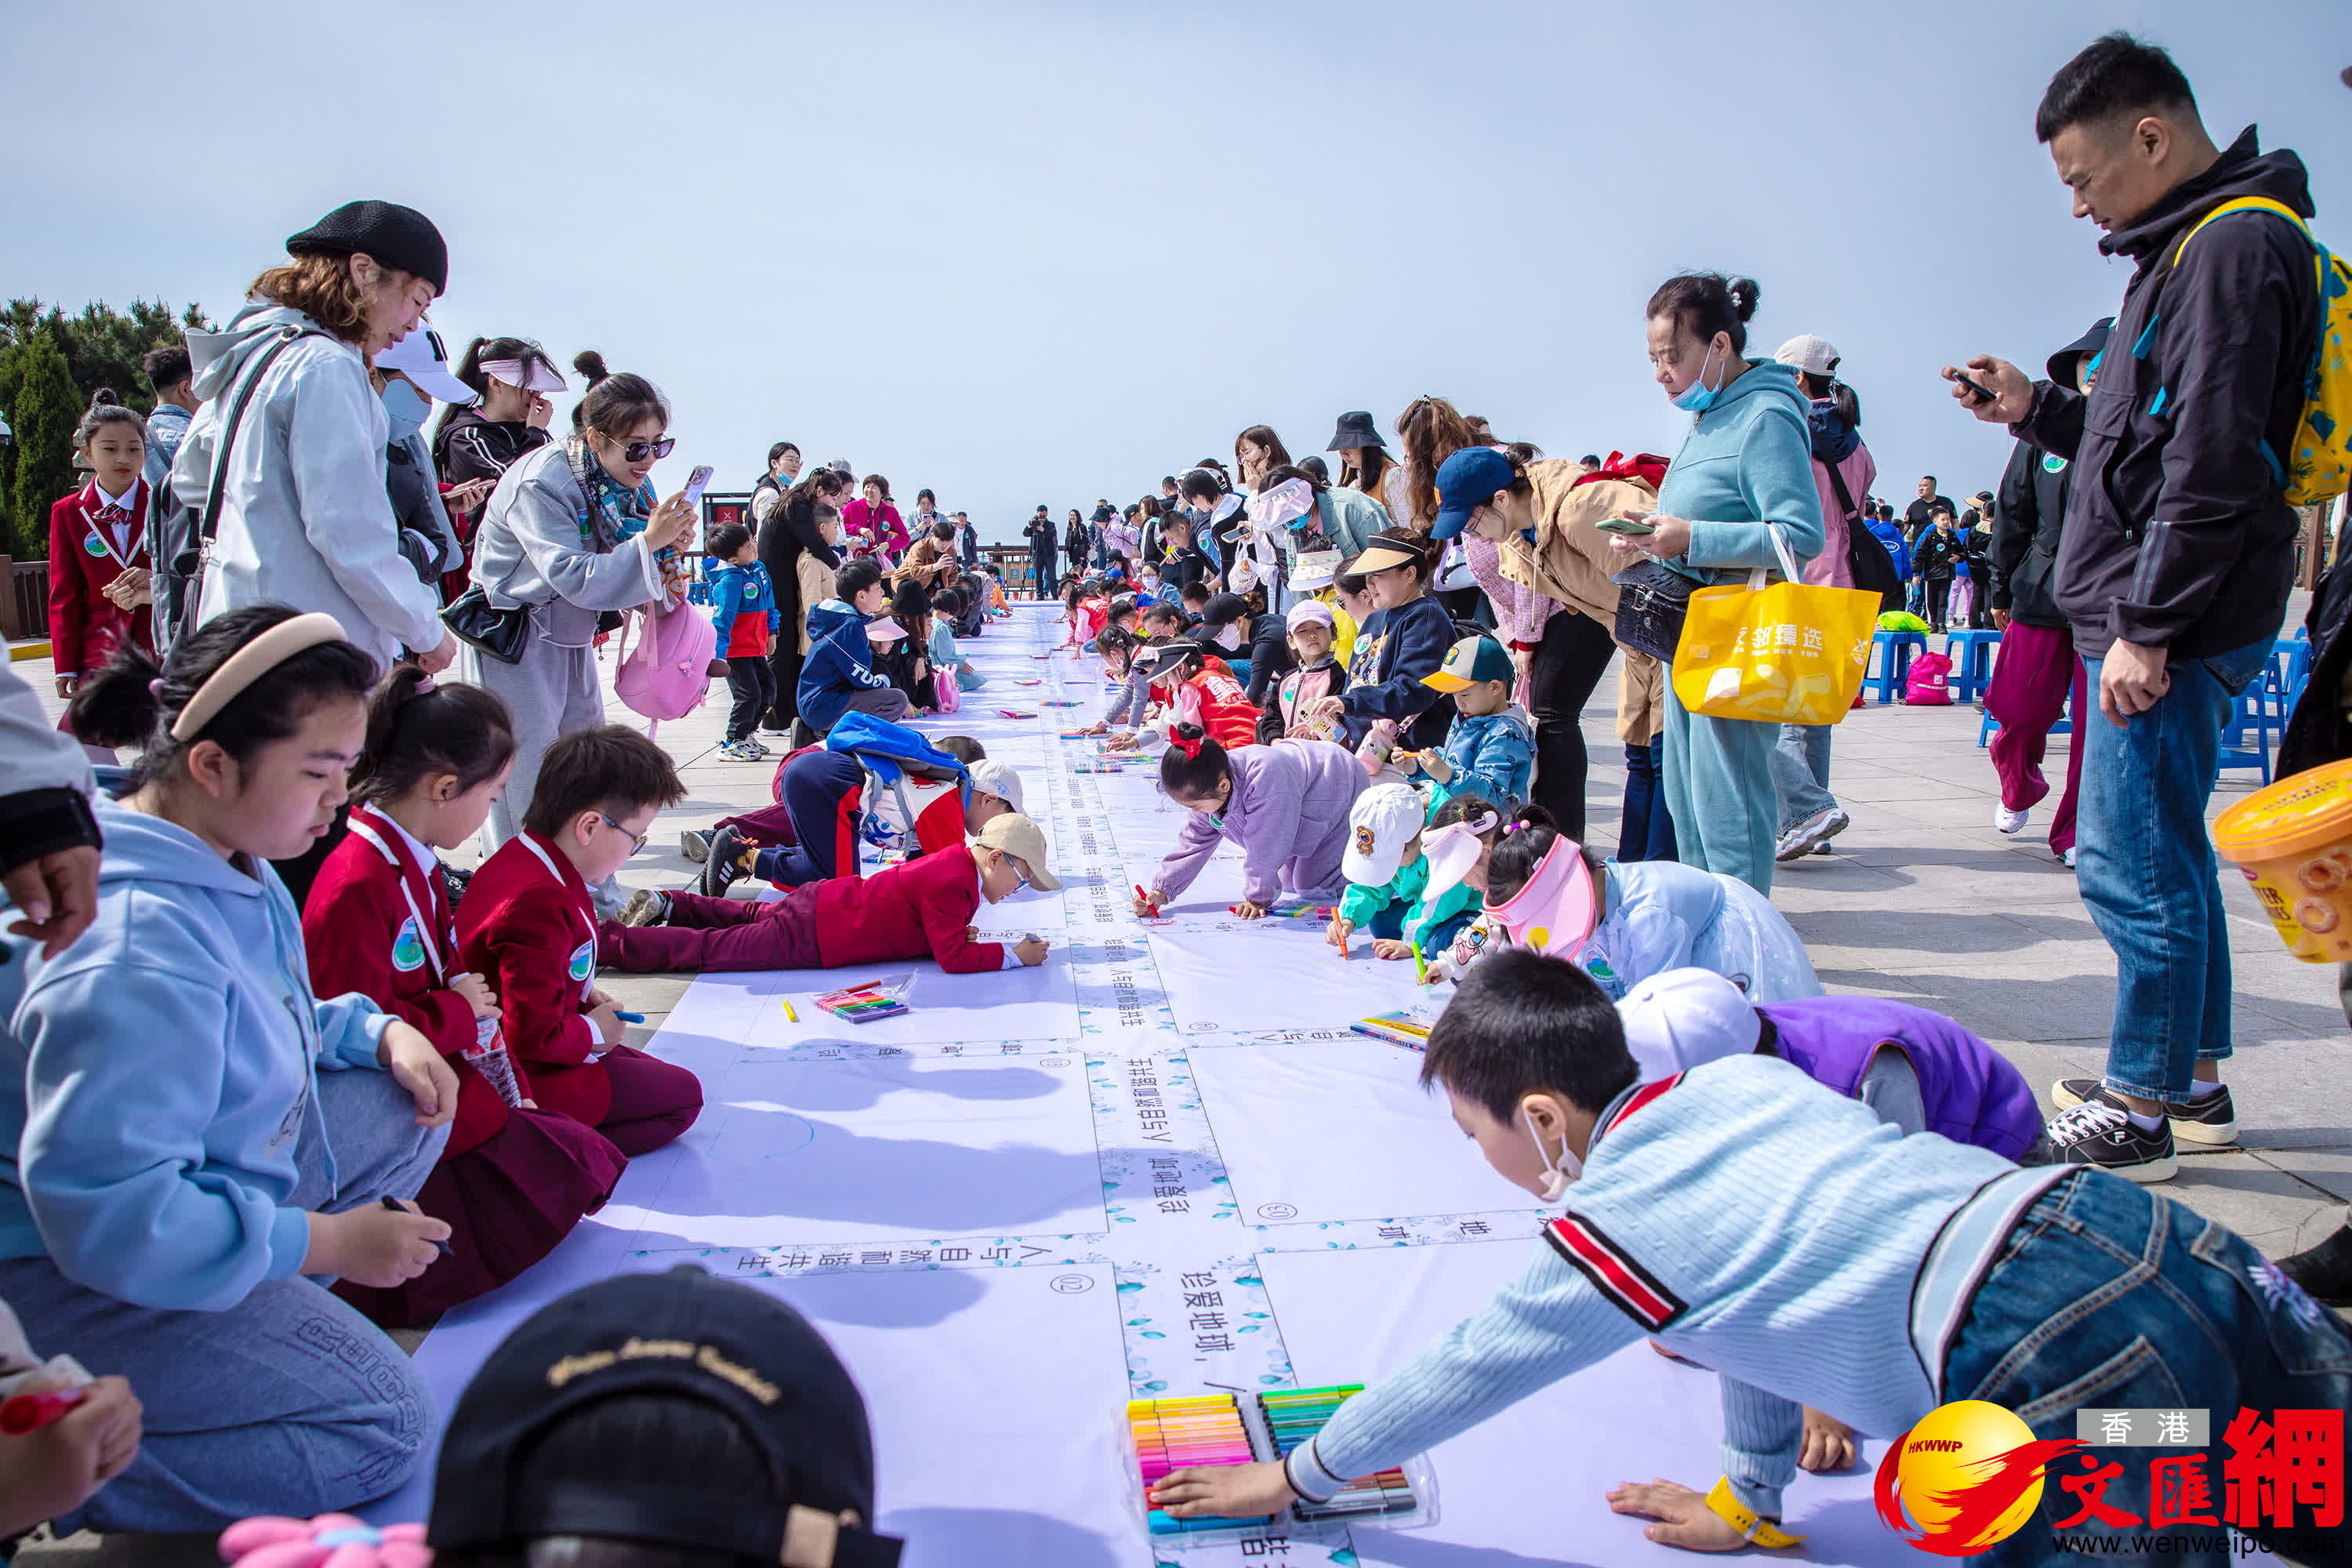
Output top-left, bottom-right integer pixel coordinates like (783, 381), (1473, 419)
(0, 605), (459, 1534)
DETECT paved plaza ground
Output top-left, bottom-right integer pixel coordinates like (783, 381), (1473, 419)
(12, 607), (2348, 1561)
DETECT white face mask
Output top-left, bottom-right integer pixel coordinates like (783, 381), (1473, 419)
(1211, 623), (1243, 652)
(1524, 1105), (1582, 1203)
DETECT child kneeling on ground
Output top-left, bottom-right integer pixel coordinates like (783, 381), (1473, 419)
(1327, 782), (1478, 961)
(1424, 808), (1820, 1003)
(304, 669), (626, 1329)
(1151, 949), (2352, 1553)
(456, 726), (702, 1154)
(0, 608), (455, 1534)
(602, 811), (1062, 975)
(1134, 726), (1367, 920)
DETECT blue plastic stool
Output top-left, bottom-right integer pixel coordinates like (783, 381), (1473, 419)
(1944, 629), (2003, 704)
(1869, 630), (1926, 705)
(1979, 679), (2074, 748)
(2220, 676), (2275, 784)
(2267, 634), (2313, 721)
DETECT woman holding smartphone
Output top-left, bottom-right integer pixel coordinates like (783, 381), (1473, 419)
(458, 353), (694, 875)
(1610, 273), (1824, 894)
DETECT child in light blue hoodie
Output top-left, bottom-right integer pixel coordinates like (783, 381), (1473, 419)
(0, 607), (457, 1534)
(1613, 274), (1825, 895)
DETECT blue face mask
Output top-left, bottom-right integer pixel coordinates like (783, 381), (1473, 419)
(382, 379), (429, 442)
(1668, 341), (1726, 414)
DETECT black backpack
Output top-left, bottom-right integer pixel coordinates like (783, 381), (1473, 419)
(1822, 459), (1904, 614)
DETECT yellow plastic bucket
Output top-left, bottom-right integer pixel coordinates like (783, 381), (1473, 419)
(2212, 758), (2352, 963)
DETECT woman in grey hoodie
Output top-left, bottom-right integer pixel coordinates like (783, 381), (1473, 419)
(459, 354), (695, 865)
(172, 201), (456, 675)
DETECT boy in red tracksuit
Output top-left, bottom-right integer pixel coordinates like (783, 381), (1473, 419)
(699, 749), (1025, 896)
(456, 726), (703, 1153)
(602, 812), (1062, 975)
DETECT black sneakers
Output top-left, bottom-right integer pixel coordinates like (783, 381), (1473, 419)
(701, 827), (749, 899)
(2050, 1077), (2237, 1146)
(2275, 1221), (2352, 1308)
(2045, 1089), (2178, 1183)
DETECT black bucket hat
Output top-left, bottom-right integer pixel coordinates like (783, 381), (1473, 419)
(2046, 318), (2114, 384)
(427, 1265), (902, 1565)
(1326, 410), (1386, 452)
(285, 200), (448, 295)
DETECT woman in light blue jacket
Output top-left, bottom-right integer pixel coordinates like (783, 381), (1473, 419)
(1613, 274), (1825, 894)
(0, 606), (457, 1534)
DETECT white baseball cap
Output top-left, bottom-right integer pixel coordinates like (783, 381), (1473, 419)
(1285, 599), (1336, 633)
(375, 325), (476, 404)
(1616, 968), (1759, 1083)
(1773, 334), (1840, 379)
(1343, 783), (1427, 887)
(967, 758), (1025, 815)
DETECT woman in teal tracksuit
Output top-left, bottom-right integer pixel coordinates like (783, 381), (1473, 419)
(1613, 274), (1824, 894)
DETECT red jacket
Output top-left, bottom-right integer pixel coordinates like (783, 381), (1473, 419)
(811, 844), (1004, 974)
(456, 833), (612, 1127)
(1181, 665), (1259, 751)
(47, 480), (152, 679)
(305, 808), (513, 1156)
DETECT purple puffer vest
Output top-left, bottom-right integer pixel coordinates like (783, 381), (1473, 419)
(1755, 995), (2042, 1161)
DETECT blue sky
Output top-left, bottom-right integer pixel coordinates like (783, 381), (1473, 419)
(5, 1), (2346, 539)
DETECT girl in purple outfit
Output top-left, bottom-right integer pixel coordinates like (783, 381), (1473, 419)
(1132, 726), (1367, 919)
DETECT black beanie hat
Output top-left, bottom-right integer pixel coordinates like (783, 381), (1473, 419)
(285, 200), (448, 295)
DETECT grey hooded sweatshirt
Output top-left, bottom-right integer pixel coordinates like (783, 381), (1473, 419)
(172, 301), (443, 667)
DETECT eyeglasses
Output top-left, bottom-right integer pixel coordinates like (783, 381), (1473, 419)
(599, 815), (651, 854)
(615, 436), (676, 464)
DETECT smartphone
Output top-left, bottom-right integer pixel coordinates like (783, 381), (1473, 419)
(1945, 367), (1996, 405)
(682, 464), (715, 506)
(1595, 516), (1657, 537)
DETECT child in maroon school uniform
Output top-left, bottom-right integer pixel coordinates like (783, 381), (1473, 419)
(603, 812), (1059, 975)
(456, 726), (702, 1152)
(304, 670), (626, 1327)
(47, 392), (154, 706)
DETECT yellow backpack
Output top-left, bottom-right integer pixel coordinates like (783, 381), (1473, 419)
(2172, 195), (2352, 506)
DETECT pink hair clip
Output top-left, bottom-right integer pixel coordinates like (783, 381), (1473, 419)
(411, 672), (437, 694)
(147, 677), (165, 700)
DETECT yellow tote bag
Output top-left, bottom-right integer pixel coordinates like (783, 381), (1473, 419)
(1671, 525), (1878, 725)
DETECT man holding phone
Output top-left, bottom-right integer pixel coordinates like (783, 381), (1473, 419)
(1946, 32), (2320, 1181)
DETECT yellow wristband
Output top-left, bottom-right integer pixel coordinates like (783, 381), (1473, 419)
(1705, 1476), (1808, 1550)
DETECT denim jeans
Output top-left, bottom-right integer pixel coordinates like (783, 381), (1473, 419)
(1768, 723), (1837, 834)
(1945, 1171), (2352, 1565)
(0, 1069), (445, 1533)
(1620, 739), (1679, 863)
(2076, 637), (2272, 1102)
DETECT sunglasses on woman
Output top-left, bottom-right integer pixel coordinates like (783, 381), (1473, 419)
(615, 436), (676, 463)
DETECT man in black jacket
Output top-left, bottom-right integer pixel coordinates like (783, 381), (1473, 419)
(1952, 32), (2321, 1181)
(1984, 320), (2109, 866)
(1022, 506), (1058, 598)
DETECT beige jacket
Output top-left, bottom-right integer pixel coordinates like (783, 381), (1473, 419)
(1617, 649), (1668, 746)
(1494, 463), (1656, 624)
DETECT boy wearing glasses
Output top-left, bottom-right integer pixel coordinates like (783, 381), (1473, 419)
(597, 812), (1060, 976)
(456, 726), (705, 1152)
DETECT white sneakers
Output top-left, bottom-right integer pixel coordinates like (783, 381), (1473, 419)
(1993, 803), (2031, 834)
(1774, 807), (1851, 862)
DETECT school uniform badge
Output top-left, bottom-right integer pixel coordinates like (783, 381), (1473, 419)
(390, 916), (429, 973)
(568, 939), (596, 983)
(83, 530), (110, 557)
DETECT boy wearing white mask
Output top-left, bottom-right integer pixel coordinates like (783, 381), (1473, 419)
(1149, 949), (2350, 1555)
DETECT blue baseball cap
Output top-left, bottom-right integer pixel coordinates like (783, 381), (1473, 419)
(1431, 447), (1515, 540)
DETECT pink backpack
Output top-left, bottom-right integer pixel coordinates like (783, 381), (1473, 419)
(1904, 650), (1953, 706)
(932, 669), (962, 713)
(613, 601), (716, 734)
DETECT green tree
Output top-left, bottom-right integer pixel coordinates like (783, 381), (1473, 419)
(0, 343), (24, 532)
(4, 336), (82, 560)
(0, 296), (214, 418)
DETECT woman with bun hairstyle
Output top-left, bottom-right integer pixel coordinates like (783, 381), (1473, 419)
(459, 352), (696, 873)
(303, 668), (625, 1327)
(758, 464), (850, 736)
(1133, 728), (1367, 918)
(0, 605), (457, 1533)
(1610, 274), (1824, 893)
(48, 392), (154, 705)
(174, 201), (456, 677)
(429, 336), (565, 598)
